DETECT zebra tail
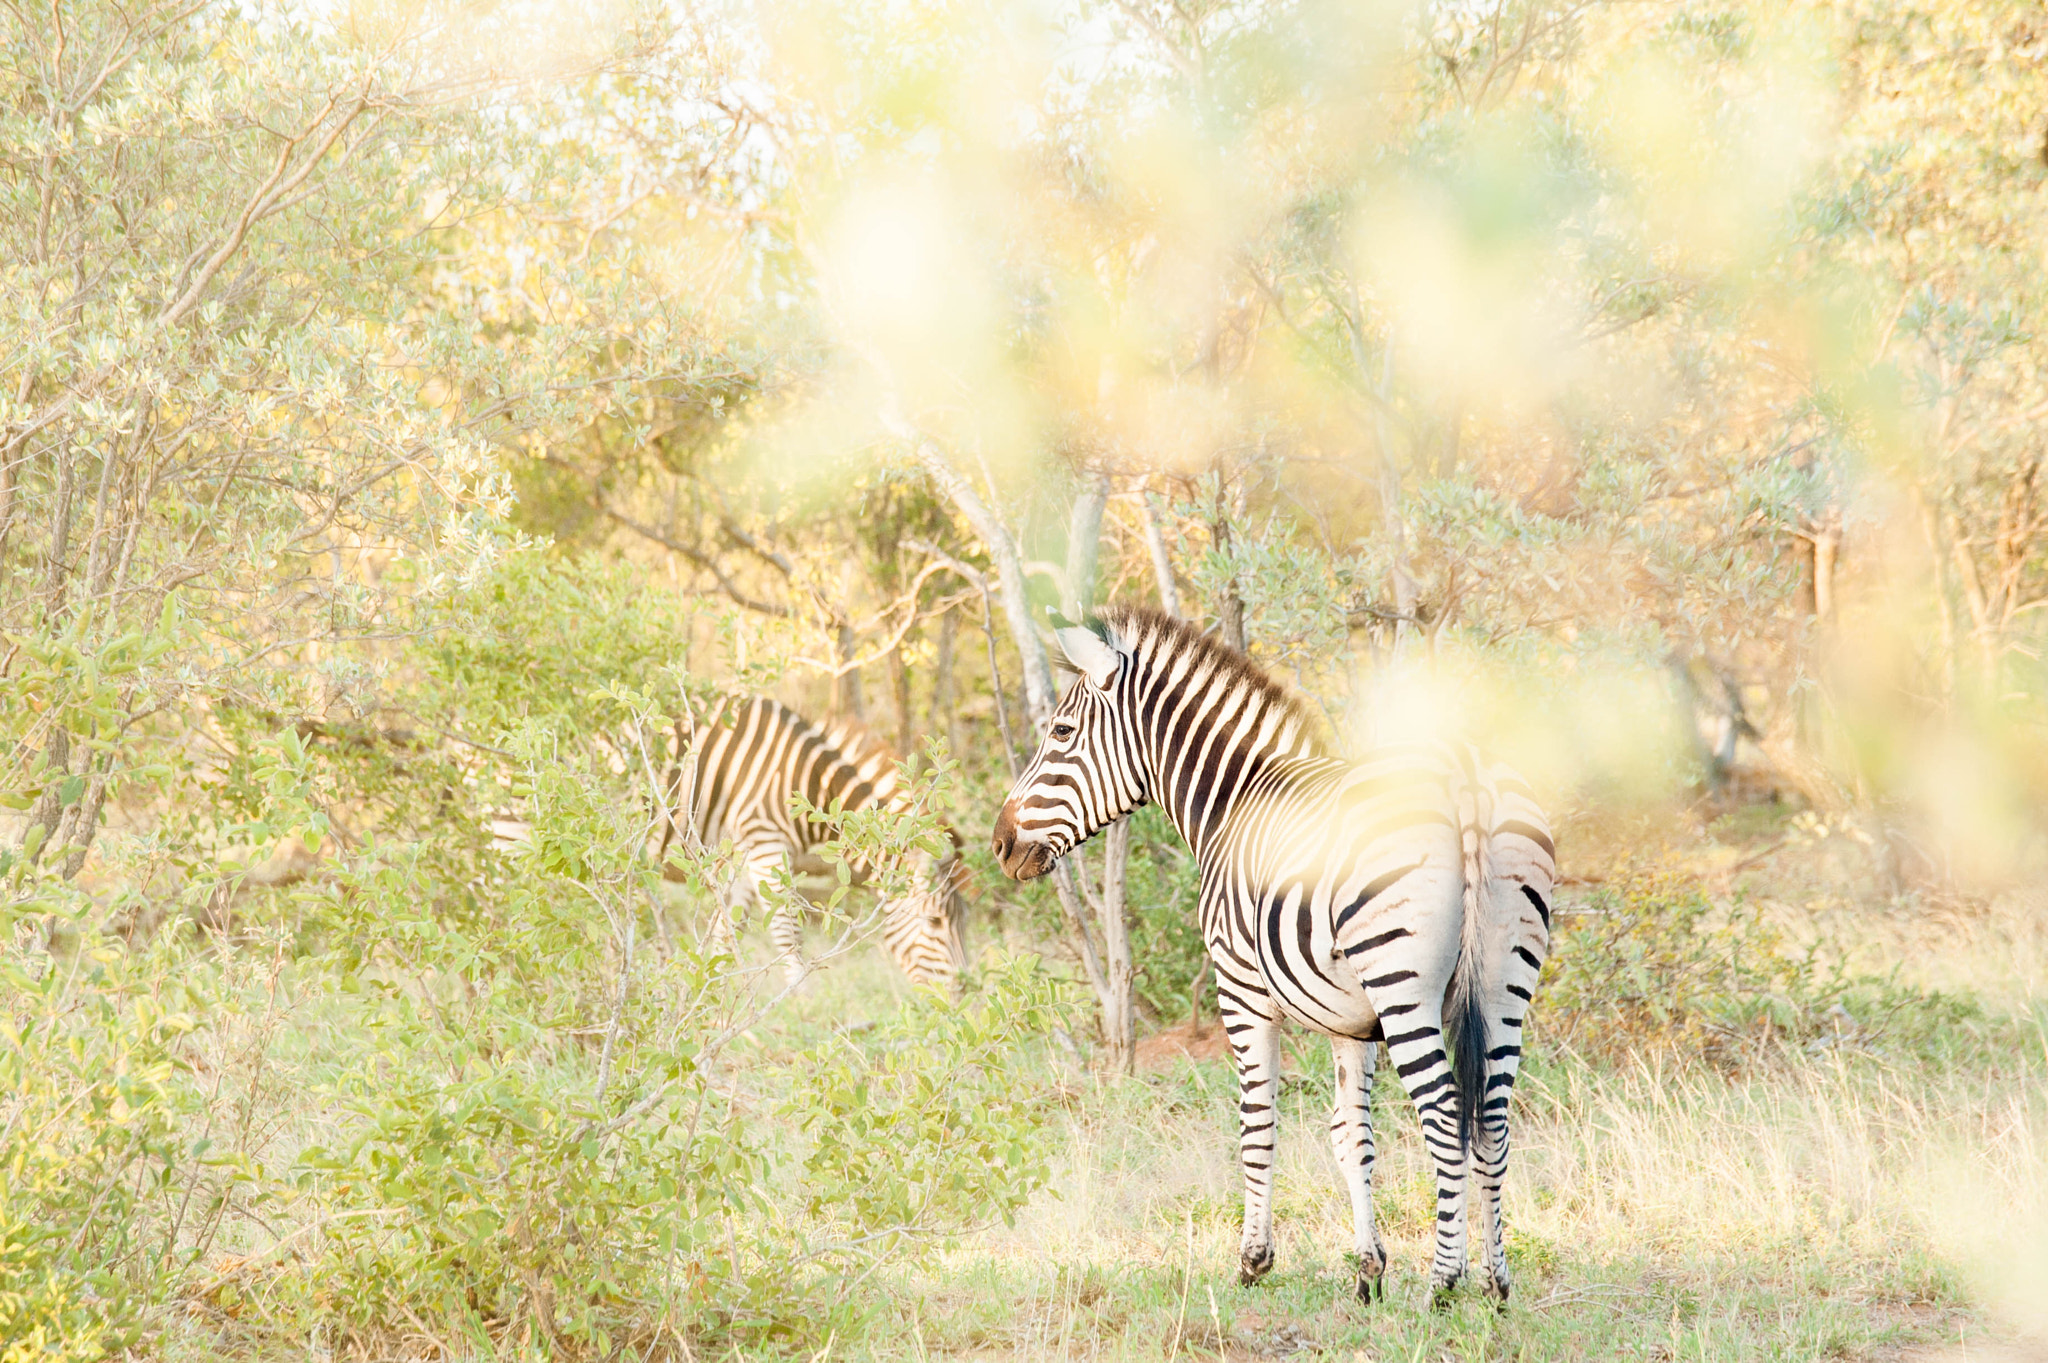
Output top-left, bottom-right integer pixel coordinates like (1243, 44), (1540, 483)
(1443, 755), (1491, 1160)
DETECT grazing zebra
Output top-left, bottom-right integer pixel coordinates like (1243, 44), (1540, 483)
(991, 607), (1553, 1305)
(666, 697), (970, 990)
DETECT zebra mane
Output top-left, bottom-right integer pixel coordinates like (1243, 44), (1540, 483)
(1095, 604), (1334, 759)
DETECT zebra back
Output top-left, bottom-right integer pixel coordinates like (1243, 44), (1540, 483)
(676, 697), (968, 987)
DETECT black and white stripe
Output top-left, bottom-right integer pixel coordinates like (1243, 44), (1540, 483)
(673, 697), (969, 990)
(991, 606), (1552, 1304)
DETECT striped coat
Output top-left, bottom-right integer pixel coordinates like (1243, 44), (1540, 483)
(671, 697), (969, 990)
(991, 607), (1553, 1304)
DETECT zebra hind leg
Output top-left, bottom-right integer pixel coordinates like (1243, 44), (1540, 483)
(1328, 1034), (1386, 1304)
(1367, 989), (1470, 1305)
(1472, 1068), (1517, 1304)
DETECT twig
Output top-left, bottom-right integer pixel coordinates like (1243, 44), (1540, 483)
(185, 1208), (403, 1298)
(598, 502), (789, 617)
(1531, 1283), (1664, 1312)
(578, 897), (634, 1141)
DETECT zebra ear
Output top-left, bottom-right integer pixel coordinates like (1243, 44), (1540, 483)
(1053, 620), (1121, 688)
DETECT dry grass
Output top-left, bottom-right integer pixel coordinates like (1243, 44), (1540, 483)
(860, 1042), (2041, 1361)
(838, 822), (2048, 1362)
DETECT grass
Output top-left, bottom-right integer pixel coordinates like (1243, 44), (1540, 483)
(770, 813), (2048, 1362)
(826, 1043), (2025, 1361)
(109, 811), (2048, 1360)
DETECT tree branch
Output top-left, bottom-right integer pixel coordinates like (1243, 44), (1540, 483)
(599, 503), (790, 617)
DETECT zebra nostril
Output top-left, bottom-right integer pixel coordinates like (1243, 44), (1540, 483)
(991, 802), (1019, 866)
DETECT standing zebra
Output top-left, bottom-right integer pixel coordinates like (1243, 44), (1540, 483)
(991, 607), (1553, 1304)
(667, 697), (970, 991)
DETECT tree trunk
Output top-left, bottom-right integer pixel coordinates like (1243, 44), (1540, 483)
(20, 726), (71, 867)
(906, 427), (1135, 1069)
(833, 621), (863, 718)
(898, 427), (1114, 999)
(933, 607), (960, 762)
(1065, 469), (1137, 1074)
(1097, 816), (1135, 1072)
(1213, 511), (1246, 653)
(1140, 490), (1182, 617)
(1066, 471), (1108, 619)
(41, 442), (76, 617)
(901, 429), (1056, 722)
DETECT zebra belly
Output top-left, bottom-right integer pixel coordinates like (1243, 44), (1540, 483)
(1248, 888), (1384, 1039)
(1238, 807), (1463, 1040)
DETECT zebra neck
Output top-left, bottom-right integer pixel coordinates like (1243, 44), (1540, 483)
(797, 774), (889, 850)
(1135, 677), (1310, 866)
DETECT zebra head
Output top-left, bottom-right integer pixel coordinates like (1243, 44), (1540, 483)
(991, 615), (1148, 881)
(884, 842), (973, 989)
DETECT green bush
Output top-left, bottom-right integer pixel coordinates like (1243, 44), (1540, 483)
(0, 914), (206, 1361)
(1, 545), (1077, 1359)
(789, 954), (1067, 1239)
(1538, 871), (1987, 1069)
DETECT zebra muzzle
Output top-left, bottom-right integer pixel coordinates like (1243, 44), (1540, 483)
(990, 802), (1054, 881)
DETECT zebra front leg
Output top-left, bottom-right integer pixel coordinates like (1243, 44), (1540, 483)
(740, 843), (807, 988)
(1329, 1034), (1386, 1303)
(1224, 994), (1283, 1286)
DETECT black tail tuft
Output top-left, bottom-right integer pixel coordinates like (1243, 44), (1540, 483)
(1446, 747), (1491, 1159)
(1443, 950), (1487, 1158)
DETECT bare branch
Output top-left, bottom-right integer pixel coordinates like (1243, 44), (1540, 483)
(599, 503), (791, 618)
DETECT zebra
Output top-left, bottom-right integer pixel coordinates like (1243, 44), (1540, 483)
(664, 697), (970, 991)
(990, 606), (1554, 1305)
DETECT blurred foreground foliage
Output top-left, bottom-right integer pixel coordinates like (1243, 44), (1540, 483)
(5, 0), (2048, 1354)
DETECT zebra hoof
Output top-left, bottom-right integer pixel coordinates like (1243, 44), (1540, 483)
(1238, 1245), (1275, 1286)
(1348, 1249), (1385, 1305)
(1428, 1273), (1463, 1312)
(1484, 1271), (1511, 1309)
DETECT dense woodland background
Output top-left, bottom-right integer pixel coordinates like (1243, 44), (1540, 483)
(4, 0), (2048, 1358)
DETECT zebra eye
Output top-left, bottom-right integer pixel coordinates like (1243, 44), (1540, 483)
(1050, 722), (1076, 742)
